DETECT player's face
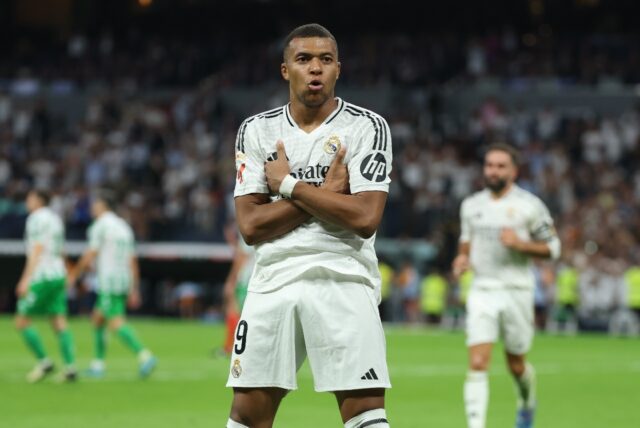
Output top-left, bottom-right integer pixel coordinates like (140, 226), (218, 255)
(483, 150), (516, 193)
(25, 192), (41, 213)
(281, 37), (340, 108)
(90, 200), (104, 218)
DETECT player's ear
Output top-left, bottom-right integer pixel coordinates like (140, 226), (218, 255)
(281, 62), (289, 81)
(336, 61), (341, 80)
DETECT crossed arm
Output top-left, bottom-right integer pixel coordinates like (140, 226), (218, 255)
(235, 142), (387, 245)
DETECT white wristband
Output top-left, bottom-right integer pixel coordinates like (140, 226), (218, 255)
(279, 175), (300, 198)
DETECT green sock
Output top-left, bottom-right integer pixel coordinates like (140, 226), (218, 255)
(116, 325), (144, 354)
(21, 326), (47, 360)
(95, 326), (107, 360)
(57, 329), (76, 366)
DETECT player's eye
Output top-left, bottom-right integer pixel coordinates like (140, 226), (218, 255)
(321, 56), (333, 63)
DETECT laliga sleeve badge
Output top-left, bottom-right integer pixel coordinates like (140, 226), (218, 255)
(231, 359), (242, 378)
(324, 135), (341, 154)
(235, 152), (247, 184)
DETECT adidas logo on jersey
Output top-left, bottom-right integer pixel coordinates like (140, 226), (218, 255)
(361, 368), (379, 380)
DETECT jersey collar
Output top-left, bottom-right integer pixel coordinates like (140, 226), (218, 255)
(285, 97), (345, 132)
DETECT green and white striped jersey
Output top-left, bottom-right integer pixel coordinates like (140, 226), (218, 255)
(88, 211), (135, 294)
(25, 207), (66, 283)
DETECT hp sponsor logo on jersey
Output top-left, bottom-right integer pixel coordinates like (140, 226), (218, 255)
(360, 153), (387, 182)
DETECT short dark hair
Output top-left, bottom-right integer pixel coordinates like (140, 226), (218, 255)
(95, 189), (118, 210)
(485, 143), (520, 166)
(30, 189), (50, 205)
(283, 23), (338, 60)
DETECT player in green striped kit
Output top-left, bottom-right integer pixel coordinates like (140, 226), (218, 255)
(15, 189), (77, 383)
(69, 191), (157, 378)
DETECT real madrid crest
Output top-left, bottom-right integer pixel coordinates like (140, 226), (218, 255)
(231, 359), (242, 378)
(324, 135), (341, 154)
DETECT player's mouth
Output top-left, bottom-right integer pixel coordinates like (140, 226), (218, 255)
(308, 80), (324, 91)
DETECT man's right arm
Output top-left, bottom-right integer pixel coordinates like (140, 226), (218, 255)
(452, 242), (471, 278)
(452, 199), (472, 278)
(235, 195), (311, 245)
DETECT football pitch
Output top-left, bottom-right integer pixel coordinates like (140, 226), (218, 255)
(1, 317), (638, 428)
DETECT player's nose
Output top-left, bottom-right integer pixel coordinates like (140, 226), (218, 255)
(309, 57), (322, 73)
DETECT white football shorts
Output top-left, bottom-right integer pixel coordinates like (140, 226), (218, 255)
(465, 286), (534, 355)
(226, 279), (391, 392)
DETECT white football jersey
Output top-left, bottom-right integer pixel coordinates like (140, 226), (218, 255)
(88, 211), (135, 294)
(459, 184), (559, 289)
(234, 98), (392, 297)
(25, 207), (66, 282)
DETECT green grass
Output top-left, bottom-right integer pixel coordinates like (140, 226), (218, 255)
(1, 316), (639, 427)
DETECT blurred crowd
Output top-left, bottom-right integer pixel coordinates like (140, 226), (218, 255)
(5, 30), (640, 93)
(0, 83), (237, 241)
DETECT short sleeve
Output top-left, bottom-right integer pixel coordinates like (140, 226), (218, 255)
(26, 216), (44, 244)
(234, 119), (269, 197)
(529, 198), (557, 242)
(88, 222), (102, 250)
(347, 115), (393, 194)
(459, 199), (471, 243)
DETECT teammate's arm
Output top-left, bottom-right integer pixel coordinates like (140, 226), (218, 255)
(501, 199), (561, 260)
(500, 229), (553, 258)
(452, 242), (471, 278)
(452, 199), (472, 278)
(16, 243), (44, 297)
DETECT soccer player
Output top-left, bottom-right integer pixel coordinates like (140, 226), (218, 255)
(226, 23), (393, 428)
(452, 144), (561, 428)
(68, 191), (157, 378)
(15, 189), (77, 383)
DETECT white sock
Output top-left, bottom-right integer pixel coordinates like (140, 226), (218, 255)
(344, 408), (390, 428)
(226, 418), (249, 428)
(514, 362), (536, 409)
(464, 370), (489, 428)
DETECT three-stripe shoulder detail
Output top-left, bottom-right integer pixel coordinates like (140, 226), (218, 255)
(344, 105), (389, 151)
(236, 107), (285, 152)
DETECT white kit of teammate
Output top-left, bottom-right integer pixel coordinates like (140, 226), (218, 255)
(460, 184), (560, 353)
(454, 144), (561, 428)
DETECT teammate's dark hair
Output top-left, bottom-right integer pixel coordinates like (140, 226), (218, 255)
(485, 143), (520, 166)
(283, 23), (338, 60)
(95, 189), (118, 210)
(30, 189), (50, 205)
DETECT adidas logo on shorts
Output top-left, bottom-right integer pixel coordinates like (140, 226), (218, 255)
(360, 368), (379, 380)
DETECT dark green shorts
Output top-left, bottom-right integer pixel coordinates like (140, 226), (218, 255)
(17, 278), (67, 316)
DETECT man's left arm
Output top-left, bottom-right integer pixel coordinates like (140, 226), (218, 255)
(501, 199), (561, 259)
(290, 184), (387, 239)
(16, 243), (44, 297)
